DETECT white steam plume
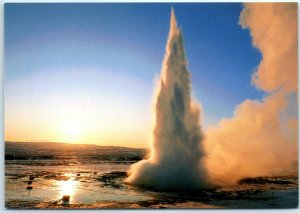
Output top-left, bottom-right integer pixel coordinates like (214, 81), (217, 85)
(126, 8), (213, 191)
(204, 3), (298, 184)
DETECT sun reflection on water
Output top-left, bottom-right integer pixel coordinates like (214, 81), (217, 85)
(57, 176), (78, 204)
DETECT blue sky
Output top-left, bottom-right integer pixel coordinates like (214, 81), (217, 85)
(5, 3), (264, 146)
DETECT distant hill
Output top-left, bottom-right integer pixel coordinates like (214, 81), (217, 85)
(5, 141), (147, 162)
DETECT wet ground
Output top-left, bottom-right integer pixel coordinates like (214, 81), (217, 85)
(5, 161), (299, 209)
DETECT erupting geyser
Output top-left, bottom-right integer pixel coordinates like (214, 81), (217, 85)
(126, 8), (213, 191)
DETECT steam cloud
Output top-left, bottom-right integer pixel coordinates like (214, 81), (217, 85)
(204, 3), (298, 184)
(126, 9), (213, 191)
(127, 3), (297, 189)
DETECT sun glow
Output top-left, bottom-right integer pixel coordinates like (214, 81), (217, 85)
(61, 122), (82, 142)
(61, 179), (77, 196)
(57, 177), (78, 204)
(5, 82), (150, 147)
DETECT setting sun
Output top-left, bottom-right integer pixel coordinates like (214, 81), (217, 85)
(61, 122), (82, 142)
